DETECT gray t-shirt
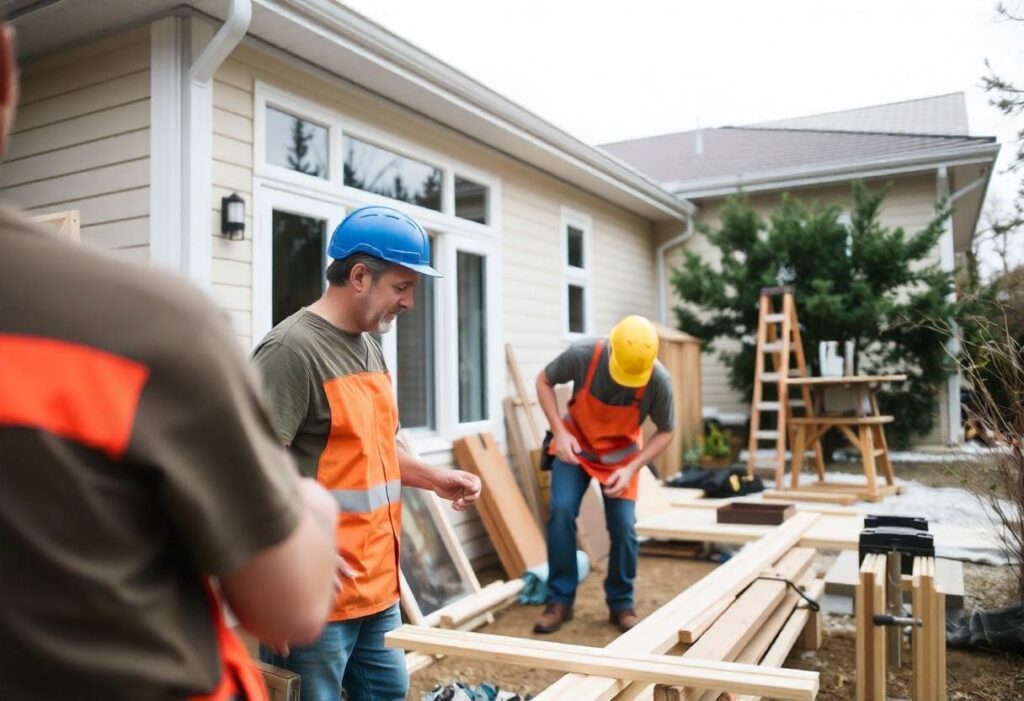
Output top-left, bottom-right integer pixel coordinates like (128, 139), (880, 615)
(544, 338), (675, 432)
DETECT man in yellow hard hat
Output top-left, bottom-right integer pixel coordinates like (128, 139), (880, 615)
(533, 315), (675, 633)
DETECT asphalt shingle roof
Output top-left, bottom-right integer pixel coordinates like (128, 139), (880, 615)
(600, 93), (994, 188)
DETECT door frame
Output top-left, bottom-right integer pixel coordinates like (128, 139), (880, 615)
(252, 181), (347, 344)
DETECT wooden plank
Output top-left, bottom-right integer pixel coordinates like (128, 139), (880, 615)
(856, 554), (887, 701)
(503, 396), (543, 525)
(253, 661), (300, 701)
(30, 210), (80, 242)
(405, 651), (437, 675)
(732, 578), (826, 701)
(437, 579), (523, 629)
(452, 433), (546, 577)
(534, 513), (820, 701)
(637, 468), (671, 520)
(385, 626), (819, 701)
(505, 343), (543, 443)
(669, 494), (859, 516)
(762, 489), (858, 506)
(678, 596), (734, 644)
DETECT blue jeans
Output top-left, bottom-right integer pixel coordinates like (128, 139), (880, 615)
(259, 603), (407, 701)
(546, 458), (638, 611)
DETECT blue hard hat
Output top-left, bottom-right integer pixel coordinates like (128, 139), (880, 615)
(328, 205), (441, 277)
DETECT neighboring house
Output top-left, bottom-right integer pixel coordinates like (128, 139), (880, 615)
(602, 94), (1000, 447)
(0, 0), (693, 563)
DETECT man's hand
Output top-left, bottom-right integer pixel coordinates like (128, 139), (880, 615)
(433, 470), (482, 511)
(551, 430), (582, 465)
(602, 460), (642, 498)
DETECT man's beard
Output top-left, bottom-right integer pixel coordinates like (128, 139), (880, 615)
(377, 317), (394, 334)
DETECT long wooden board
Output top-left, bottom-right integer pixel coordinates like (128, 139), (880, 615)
(534, 513), (820, 700)
(386, 626), (819, 701)
(453, 432), (546, 577)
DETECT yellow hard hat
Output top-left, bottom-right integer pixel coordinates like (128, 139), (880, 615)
(608, 315), (659, 388)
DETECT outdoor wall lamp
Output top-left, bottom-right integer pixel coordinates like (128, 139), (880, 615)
(220, 193), (245, 240)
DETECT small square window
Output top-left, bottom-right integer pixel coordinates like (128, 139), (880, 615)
(568, 284), (585, 334)
(266, 106), (329, 179)
(455, 176), (489, 225)
(567, 225), (584, 268)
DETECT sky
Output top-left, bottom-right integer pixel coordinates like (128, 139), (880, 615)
(344, 0), (1023, 273)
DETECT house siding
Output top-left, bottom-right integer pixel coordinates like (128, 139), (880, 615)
(211, 43), (658, 565)
(666, 173), (950, 445)
(1, 27), (150, 258)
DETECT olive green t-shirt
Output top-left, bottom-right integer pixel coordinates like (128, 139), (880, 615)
(0, 206), (302, 700)
(252, 310), (392, 478)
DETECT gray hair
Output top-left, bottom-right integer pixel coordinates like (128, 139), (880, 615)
(326, 254), (392, 287)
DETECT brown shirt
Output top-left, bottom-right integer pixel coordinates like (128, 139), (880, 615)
(0, 207), (301, 700)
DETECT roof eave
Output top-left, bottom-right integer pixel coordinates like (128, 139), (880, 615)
(666, 142), (1000, 200)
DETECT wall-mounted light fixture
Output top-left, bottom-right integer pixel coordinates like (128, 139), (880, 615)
(220, 193), (245, 240)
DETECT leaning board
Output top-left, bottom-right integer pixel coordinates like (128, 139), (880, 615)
(453, 432), (547, 578)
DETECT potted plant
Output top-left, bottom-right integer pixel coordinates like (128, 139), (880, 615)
(702, 425), (734, 468)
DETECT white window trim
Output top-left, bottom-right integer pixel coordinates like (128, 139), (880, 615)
(561, 206), (592, 340)
(252, 82), (503, 450)
(252, 183), (347, 343)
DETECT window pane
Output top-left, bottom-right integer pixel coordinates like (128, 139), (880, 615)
(272, 210), (326, 325)
(397, 238), (436, 430)
(567, 225), (584, 268)
(457, 251), (488, 423)
(568, 284), (585, 334)
(266, 106), (329, 179)
(344, 136), (442, 211)
(454, 176), (488, 224)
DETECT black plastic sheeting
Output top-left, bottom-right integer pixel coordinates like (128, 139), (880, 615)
(947, 604), (1024, 653)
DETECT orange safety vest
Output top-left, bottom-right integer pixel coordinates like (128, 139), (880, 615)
(558, 340), (646, 501)
(188, 582), (268, 701)
(320, 371), (403, 620)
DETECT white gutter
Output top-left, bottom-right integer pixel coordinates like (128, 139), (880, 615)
(656, 215), (696, 324)
(191, 0), (252, 83)
(666, 142), (1000, 200)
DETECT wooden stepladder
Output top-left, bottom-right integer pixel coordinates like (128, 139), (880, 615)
(746, 287), (825, 487)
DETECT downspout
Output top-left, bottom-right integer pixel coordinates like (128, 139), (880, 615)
(940, 169), (989, 446)
(656, 214), (695, 324)
(191, 0), (252, 83)
(180, 0), (252, 288)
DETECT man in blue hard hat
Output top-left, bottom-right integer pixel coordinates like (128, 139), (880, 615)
(252, 205), (482, 701)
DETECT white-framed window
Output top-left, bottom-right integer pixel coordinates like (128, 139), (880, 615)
(252, 83), (503, 450)
(561, 207), (591, 338)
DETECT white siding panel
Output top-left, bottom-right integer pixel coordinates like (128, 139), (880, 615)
(5, 101), (150, 162)
(214, 108), (252, 141)
(3, 159), (149, 210)
(25, 188), (149, 227)
(80, 217), (149, 250)
(211, 283), (252, 312)
(0, 130), (149, 188)
(212, 235), (253, 263)
(212, 258), (252, 287)
(214, 80), (254, 118)
(14, 70), (150, 133)
(213, 134), (253, 169)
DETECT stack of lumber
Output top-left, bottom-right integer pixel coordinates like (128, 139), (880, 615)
(655, 547), (823, 700)
(533, 513), (821, 700)
(453, 432), (547, 578)
(386, 626), (819, 701)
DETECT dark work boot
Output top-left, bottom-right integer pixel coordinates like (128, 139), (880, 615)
(609, 607), (640, 632)
(533, 603), (574, 634)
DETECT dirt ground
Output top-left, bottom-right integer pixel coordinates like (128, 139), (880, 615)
(408, 552), (1024, 701)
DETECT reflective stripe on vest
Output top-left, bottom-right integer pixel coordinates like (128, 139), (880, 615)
(331, 480), (402, 513)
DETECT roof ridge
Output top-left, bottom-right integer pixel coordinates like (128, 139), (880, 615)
(746, 92), (965, 126)
(723, 125), (992, 141)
